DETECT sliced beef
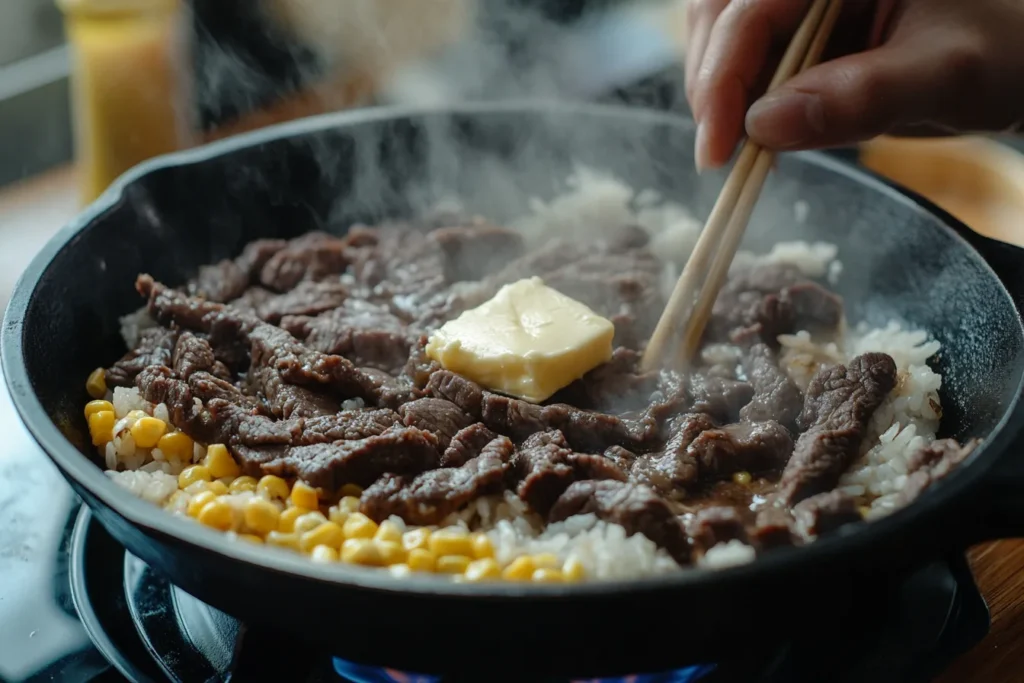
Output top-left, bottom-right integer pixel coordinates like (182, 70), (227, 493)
(283, 300), (414, 373)
(255, 280), (349, 324)
(172, 332), (217, 381)
(779, 353), (898, 506)
(739, 343), (803, 428)
(548, 480), (690, 565)
(510, 431), (575, 515)
(568, 452), (629, 482)
(895, 438), (981, 508)
(106, 327), (178, 387)
(550, 347), (658, 413)
(687, 421), (794, 480)
(752, 507), (795, 550)
(442, 424), (498, 467)
(792, 490), (862, 540)
(426, 370), (484, 419)
(190, 259), (249, 302)
(235, 239), (288, 279)
(403, 338), (441, 390)
(688, 375), (755, 423)
(398, 398), (473, 450)
(359, 436), (515, 524)
(429, 223), (526, 282)
(629, 413), (715, 494)
(247, 366), (341, 419)
(259, 232), (348, 292)
(686, 507), (748, 553)
(299, 409), (402, 444)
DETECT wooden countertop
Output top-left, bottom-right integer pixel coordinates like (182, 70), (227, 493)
(1, 166), (1022, 683)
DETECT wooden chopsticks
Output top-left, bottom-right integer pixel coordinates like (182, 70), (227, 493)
(641, 0), (843, 373)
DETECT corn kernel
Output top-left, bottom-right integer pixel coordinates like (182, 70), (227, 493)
(532, 569), (564, 583)
(502, 556), (535, 581)
(256, 475), (290, 501)
(532, 553), (560, 570)
(86, 368), (107, 400)
(858, 506), (872, 519)
(187, 491), (218, 518)
(470, 533), (494, 559)
(338, 496), (361, 514)
(88, 410), (116, 447)
(402, 528), (431, 552)
(178, 465), (212, 489)
(229, 476), (258, 493)
(293, 511), (329, 535)
(266, 531), (300, 551)
(563, 557), (586, 582)
(389, 564), (413, 578)
(278, 506), (306, 532)
(374, 520), (403, 545)
(343, 513), (378, 539)
(217, 476), (236, 488)
(197, 499), (236, 531)
(125, 410), (148, 422)
(289, 481), (319, 510)
(732, 471), (752, 486)
(327, 505), (350, 526)
(340, 483), (364, 497)
(207, 481), (229, 496)
(341, 538), (383, 565)
(465, 558), (502, 582)
(84, 400), (114, 419)
(436, 555), (472, 574)
(429, 528), (473, 558)
(300, 522), (345, 553)
(157, 431), (193, 461)
(202, 444), (240, 479)
(244, 497), (281, 535)
(130, 417), (167, 449)
(311, 545), (339, 563)
(237, 534), (264, 544)
(407, 548), (436, 572)
(375, 540), (407, 566)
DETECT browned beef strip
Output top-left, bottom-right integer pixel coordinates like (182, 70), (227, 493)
(549, 347), (659, 413)
(235, 239), (288, 279)
(359, 436), (515, 524)
(426, 370), (484, 419)
(442, 424), (498, 467)
(403, 337), (441, 390)
(189, 259), (249, 302)
(510, 431), (576, 515)
(792, 490), (862, 540)
(630, 413), (716, 494)
(784, 282), (844, 332)
(604, 445), (637, 470)
(255, 280), (350, 324)
(686, 506), (748, 553)
(398, 398), (473, 450)
(256, 426), (441, 490)
(739, 343), (803, 428)
(259, 232), (348, 292)
(172, 332), (217, 381)
(429, 223), (526, 282)
(895, 438), (982, 508)
(688, 375), (755, 423)
(779, 353), (898, 506)
(548, 480), (691, 565)
(687, 421), (794, 480)
(246, 365), (341, 419)
(752, 507), (795, 550)
(298, 410), (402, 443)
(106, 327), (178, 387)
(568, 453), (630, 482)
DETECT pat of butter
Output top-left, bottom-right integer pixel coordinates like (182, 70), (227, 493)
(425, 277), (615, 403)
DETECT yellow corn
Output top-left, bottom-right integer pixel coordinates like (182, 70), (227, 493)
(429, 528), (473, 558)
(88, 410), (116, 446)
(407, 548), (436, 572)
(532, 569), (564, 583)
(293, 511), (329, 535)
(341, 538), (383, 565)
(389, 564), (413, 578)
(858, 506), (872, 519)
(375, 540), (407, 566)
(187, 491), (218, 518)
(256, 475), (290, 501)
(402, 528), (431, 552)
(229, 476), (258, 493)
(338, 496), (361, 514)
(436, 555), (472, 574)
(265, 531), (301, 551)
(327, 505), (350, 526)
(342, 513), (378, 540)
(197, 498), (236, 531)
(243, 497), (280, 535)
(470, 533), (494, 559)
(203, 444), (240, 479)
(156, 431), (193, 461)
(563, 556), (586, 582)
(207, 481), (229, 496)
(732, 471), (753, 486)
(465, 558), (502, 582)
(84, 399), (114, 419)
(532, 553), (560, 570)
(178, 465), (212, 489)
(340, 483), (364, 498)
(278, 506), (306, 533)
(502, 556), (535, 581)
(129, 417), (167, 449)
(311, 545), (339, 563)
(289, 481), (319, 510)
(125, 410), (148, 422)
(300, 522), (345, 553)
(374, 520), (403, 545)
(86, 368), (107, 399)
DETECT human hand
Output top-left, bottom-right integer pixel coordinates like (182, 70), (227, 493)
(685, 0), (1024, 170)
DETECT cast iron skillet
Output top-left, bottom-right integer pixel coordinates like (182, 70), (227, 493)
(6, 101), (1024, 677)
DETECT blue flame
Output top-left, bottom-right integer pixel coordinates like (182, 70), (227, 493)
(332, 658), (716, 683)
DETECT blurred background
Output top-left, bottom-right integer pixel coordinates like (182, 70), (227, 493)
(1, 0), (1023, 308)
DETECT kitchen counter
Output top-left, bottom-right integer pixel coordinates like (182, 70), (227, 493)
(1, 165), (1023, 683)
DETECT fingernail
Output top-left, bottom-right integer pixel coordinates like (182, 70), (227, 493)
(746, 91), (826, 149)
(694, 121), (710, 173)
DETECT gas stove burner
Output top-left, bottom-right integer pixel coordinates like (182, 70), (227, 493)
(329, 659), (717, 683)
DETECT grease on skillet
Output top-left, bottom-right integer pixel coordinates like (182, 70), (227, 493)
(81, 210), (980, 582)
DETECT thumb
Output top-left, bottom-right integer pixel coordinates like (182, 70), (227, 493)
(744, 37), (980, 150)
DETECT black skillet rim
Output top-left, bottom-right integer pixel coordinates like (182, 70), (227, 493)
(3, 99), (1023, 600)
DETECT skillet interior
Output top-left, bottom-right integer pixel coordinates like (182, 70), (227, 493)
(6, 102), (1024, 673)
